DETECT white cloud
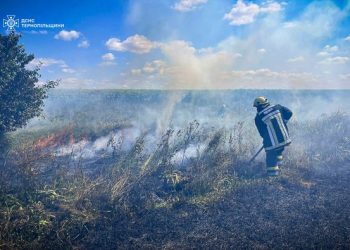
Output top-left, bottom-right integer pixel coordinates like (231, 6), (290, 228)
(28, 57), (76, 73)
(340, 74), (350, 80)
(325, 45), (338, 52)
(106, 34), (157, 54)
(230, 68), (313, 79)
(173, 0), (208, 12)
(119, 13), (347, 89)
(227, 69), (317, 88)
(319, 56), (349, 65)
(258, 48), (266, 54)
(100, 61), (116, 66)
(317, 51), (330, 57)
(29, 58), (66, 68)
(287, 56), (305, 63)
(152, 0), (347, 89)
(91, 1), (349, 89)
(131, 69), (142, 75)
(260, 1), (282, 12)
(59, 77), (96, 89)
(60, 78), (122, 89)
(54, 30), (80, 41)
(143, 60), (166, 74)
(224, 0), (282, 26)
(344, 35), (350, 41)
(100, 53), (116, 66)
(317, 45), (338, 57)
(78, 40), (90, 48)
(130, 60), (166, 76)
(102, 53), (115, 61)
(283, 22), (297, 29)
(28, 30), (48, 35)
(62, 68), (75, 73)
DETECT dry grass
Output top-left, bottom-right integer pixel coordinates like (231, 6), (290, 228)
(0, 113), (350, 249)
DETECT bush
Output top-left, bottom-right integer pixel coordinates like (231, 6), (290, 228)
(0, 32), (57, 136)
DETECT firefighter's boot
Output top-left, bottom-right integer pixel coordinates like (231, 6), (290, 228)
(267, 166), (280, 176)
(277, 155), (284, 166)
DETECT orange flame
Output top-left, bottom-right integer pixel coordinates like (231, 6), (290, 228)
(34, 127), (75, 149)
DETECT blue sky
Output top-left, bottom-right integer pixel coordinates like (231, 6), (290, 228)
(1, 0), (350, 89)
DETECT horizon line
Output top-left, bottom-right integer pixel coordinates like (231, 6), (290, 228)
(50, 88), (350, 91)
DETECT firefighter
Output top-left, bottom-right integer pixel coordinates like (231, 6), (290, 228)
(253, 96), (293, 176)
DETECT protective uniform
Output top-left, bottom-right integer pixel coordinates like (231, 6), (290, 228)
(254, 97), (293, 176)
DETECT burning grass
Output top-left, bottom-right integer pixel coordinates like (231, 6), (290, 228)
(0, 112), (350, 249)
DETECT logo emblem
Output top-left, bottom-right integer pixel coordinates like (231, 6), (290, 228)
(3, 15), (19, 31)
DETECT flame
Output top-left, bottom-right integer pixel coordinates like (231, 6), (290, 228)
(34, 127), (75, 149)
(69, 133), (75, 145)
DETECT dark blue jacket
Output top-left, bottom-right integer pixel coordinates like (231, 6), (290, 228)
(255, 104), (293, 150)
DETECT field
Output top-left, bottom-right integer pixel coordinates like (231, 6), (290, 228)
(1, 89), (350, 249)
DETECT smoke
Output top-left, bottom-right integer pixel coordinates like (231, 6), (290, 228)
(160, 40), (236, 89)
(171, 143), (206, 165)
(59, 0), (349, 134)
(22, 89), (349, 165)
(153, 40), (239, 134)
(55, 127), (143, 159)
(104, 0), (350, 91)
(155, 91), (183, 136)
(140, 0), (348, 133)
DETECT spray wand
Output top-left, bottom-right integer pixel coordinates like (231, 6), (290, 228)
(249, 145), (264, 163)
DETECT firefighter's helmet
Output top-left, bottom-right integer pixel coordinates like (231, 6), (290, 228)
(253, 96), (269, 107)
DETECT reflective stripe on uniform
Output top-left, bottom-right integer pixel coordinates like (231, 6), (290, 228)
(259, 105), (276, 116)
(267, 166), (280, 171)
(276, 113), (289, 140)
(271, 115), (285, 143)
(261, 110), (279, 122)
(261, 107), (291, 151)
(266, 121), (277, 147)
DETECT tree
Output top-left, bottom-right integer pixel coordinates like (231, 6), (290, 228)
(0, 32), (57, 137)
